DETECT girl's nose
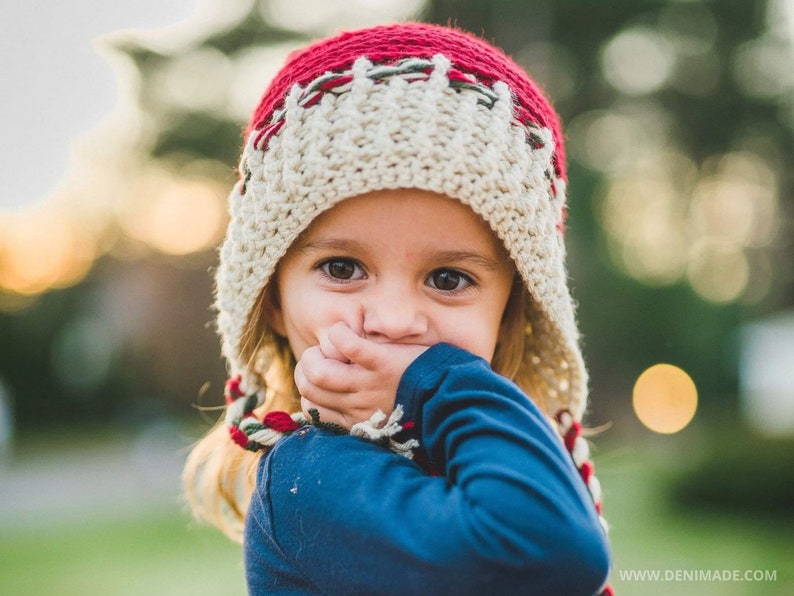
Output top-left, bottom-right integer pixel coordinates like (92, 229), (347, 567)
(361, 286), (428, 341)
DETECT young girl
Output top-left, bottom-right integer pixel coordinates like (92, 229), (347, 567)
(184, 22), (612, 595)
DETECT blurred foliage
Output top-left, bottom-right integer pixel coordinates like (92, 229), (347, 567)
(0, 257), (226, 427)
(671, 431), (794, 515)
(151, 111), (242, 163)
(1, 0), (792, 437)
(0, 276), (128, 426)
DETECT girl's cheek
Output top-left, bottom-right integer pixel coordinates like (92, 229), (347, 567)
(306, 294), (366, 338)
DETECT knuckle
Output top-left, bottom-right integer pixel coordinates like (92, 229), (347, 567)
(294, 365), (315, 399)
(343, 335), (364, 358)
(311, 368), (332, 387)
(295, 376), (312, 400)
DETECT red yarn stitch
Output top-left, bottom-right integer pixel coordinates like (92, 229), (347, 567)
(446, 67), (474, 84)
(263, 411), (301, 432)
(301, 92), (324, 109)
(245, 22), (566, 181)
(564, 420), (582, 452)
(253, 119), (285, 151)
(224, 374), (244, 404)
(579, 460), (594, 484)
(557, 203), (567, 233)
(229, 425), (250, 448)
(318, 75), (353, 91)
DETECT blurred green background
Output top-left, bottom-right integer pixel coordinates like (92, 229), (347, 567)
(1, 0), (792, 594)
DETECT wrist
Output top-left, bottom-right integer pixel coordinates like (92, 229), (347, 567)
(392, 344), (481, 461)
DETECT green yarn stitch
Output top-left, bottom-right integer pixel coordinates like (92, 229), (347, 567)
(306, 408), (348, 435)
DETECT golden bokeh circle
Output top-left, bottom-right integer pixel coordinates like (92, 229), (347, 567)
(633, 363), (698, 434)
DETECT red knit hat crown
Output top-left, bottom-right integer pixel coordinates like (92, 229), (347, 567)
(247, 22), (566, 180)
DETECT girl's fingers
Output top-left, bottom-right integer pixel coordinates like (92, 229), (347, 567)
(296, 345), (359, 395)
(327, 322), (430, 371)
(319, 328), (350, 363)
(293, 359), (313, 401)
(327, 322), (382, 369)
(296, 328), (430, 426)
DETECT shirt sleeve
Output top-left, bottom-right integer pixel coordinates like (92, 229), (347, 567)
(252, 343), (611, 595)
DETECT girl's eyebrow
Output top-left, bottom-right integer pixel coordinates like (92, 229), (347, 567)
(294, 238), (366, 255)
(432, 250), (503, 271)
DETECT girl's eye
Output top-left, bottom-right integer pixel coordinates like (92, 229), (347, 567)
(319, 258), (365, 281)
(427, 269), (473, 293)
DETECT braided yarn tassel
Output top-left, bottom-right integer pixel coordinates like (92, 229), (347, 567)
(224, 375), (303, 451)
(224, 375), (418, 459)
(350, 406), (420, 458)
(556, 409), (614, 596)
(555, 410), (607, 527)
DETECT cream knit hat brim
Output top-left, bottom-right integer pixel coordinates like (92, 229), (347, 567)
(215, 52), (586, 419)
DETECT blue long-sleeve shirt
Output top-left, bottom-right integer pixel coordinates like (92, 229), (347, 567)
(244, 343), (611, 595)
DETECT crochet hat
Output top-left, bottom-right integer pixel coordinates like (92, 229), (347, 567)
(215, 22), (588, 422)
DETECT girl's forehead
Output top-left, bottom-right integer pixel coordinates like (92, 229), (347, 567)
(298, 189), (504, 250)
(307, 189), (480, 227)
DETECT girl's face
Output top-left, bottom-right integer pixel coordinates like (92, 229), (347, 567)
(268, 189), (516, 363)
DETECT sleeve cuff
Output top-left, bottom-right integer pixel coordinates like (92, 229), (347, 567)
(392, 343), (483, 460)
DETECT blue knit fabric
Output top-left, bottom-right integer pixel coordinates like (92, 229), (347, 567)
(245, 343), (610, 595)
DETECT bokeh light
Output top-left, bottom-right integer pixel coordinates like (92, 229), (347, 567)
(601, 26), (676, 95)
(657, 1), (718, 55)
(588, 1), (789, 307)
(516, 42), (579, 102)
(598, 150), (696, 285)
(118, 165), (227, 256)
(686, 238), (750, 304)
(633, 363), (698, 434)
(740, 311), (794, 436)
(593, 145), (781, 304)
(567, 102), (673, 174)
(150, 46), (235, 114)
(0, 207), (96, 296)
(733, 36), (794, 100)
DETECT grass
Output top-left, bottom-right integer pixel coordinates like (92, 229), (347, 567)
(1, 433), (792, 595)
(0, 508), (246, 596)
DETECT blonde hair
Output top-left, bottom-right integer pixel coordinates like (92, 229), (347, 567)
(183, 277), (541, 542)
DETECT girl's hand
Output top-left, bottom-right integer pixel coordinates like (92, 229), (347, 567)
(295, 322), (428, 429)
